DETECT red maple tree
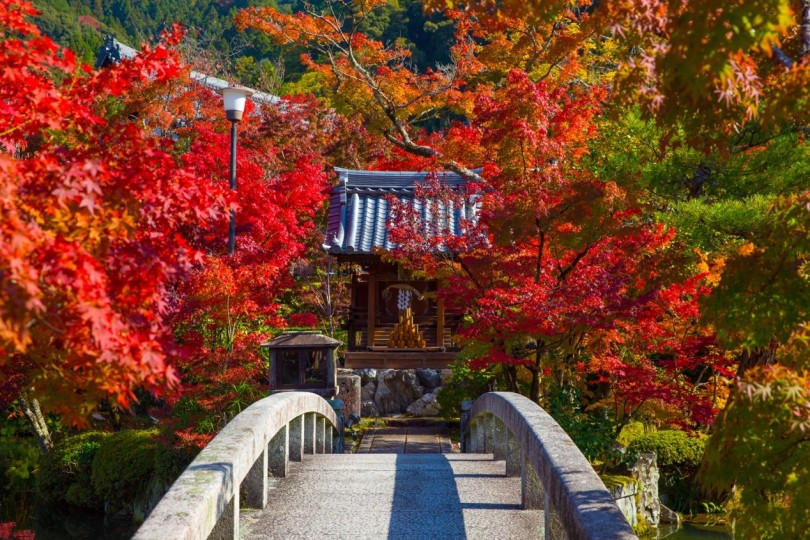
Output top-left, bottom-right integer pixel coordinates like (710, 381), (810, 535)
(0, 2), (234, 439)
(385, 69), (731, 428)
(1, 3), (354, 448)
(155, 91), (351, 448)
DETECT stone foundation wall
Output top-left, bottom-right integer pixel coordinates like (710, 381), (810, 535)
(603, 475), (641, 528)
(355, 368), (449, 417)
(601, 452), (662, 530)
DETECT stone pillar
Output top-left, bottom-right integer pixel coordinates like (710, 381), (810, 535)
(289, 414), (304, 462)
(316, 416), (326, 454)
(304, 412), (316, 455)
(482, 414), (494, 454)
(522, 449), (543, 510)
(326, 425), (333, 453)
(337, 370), (361, 419)
(210, 491), (238, 540)
(546, 500), (569, 540)
(460, 400), (473, 453)
(328, 400), (345, 453)
(491, 417), (507, 461)
(630, 452), (661, 526)
(506, 429), (521, 477)
(472, 418), (486, 453)
(242, 448), (267, 508)
(269, 424), (288, 478)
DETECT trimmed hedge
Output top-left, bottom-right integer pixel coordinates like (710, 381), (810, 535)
(629, 430), (705, 470)
(628, 430), (706, 512)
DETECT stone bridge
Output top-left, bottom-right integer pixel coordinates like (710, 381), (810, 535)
(133, 392), (637, 540)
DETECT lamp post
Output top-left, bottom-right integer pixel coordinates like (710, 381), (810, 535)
(219, 85), (254, 255)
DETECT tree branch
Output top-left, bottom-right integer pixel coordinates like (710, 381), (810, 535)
(556, 242), (596, 283)
(535, 226), (545, 284)
(18, 395), (53, 453)
(772, 46), (794, 69)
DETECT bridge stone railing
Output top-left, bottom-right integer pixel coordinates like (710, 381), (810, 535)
(462, 392), (637, 540)
(134, 392), (339, 540)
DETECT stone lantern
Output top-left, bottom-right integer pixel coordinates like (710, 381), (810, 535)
(261, 331), (342, 398)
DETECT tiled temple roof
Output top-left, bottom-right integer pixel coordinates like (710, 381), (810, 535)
(323, 167), (478, 256)
(95, 36), (280, 105)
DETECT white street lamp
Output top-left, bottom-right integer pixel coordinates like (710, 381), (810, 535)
(218, 85), (254, 254)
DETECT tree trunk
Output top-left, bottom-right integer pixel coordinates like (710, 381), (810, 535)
(685, 162), (711, 199)
(736, 346), (776, 378)
(324, 257), (335, 337)
(529, 347), (543, 403)
(100, 399), (122, 431)
(19, 395), (53, 453)
(801, 0), (810, 59)
(502, 364), (519, 393)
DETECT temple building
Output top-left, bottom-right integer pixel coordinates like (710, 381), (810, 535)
(324, 168), (477, 369)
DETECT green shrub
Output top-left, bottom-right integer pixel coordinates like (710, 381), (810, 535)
(0, 418), (41, 513)
(629, 430), (705, 470)
(37, 431), (110, 509)
(629, 430), (706, 512)
(91, 429), (179, 514)
(38, 428), (192, 518)
(437, 358), (495, 419)
(92, 428), (192, 517)
(152, 439), (192, 487)
(545, 383), (622, 466)
(171, 396), (203, 421)
(616, 421), (651, 447)
(0, 426), (40, 495)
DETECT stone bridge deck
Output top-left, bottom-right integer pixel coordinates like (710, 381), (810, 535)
(240, 453), (543, 539)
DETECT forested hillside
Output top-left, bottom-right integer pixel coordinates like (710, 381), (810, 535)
(32, 0), (455, 90)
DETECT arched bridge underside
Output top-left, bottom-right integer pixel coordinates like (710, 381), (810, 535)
(135, 392), (637, 540)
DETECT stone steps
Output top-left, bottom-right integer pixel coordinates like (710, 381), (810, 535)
(241, 453), (544, 539)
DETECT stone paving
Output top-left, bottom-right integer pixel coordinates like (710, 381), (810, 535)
(240, 453), (543, 539)
(357, 423), (453, 454)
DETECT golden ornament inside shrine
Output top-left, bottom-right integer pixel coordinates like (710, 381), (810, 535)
(387, 307), (427, 349)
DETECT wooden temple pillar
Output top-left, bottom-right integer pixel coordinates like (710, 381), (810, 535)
(367, 274), (376, 349)
(437, 295), (445, 350)
(348, 273), (357, 349)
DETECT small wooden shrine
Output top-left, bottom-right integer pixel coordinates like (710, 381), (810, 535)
(323, 168), (476, 369)
(261, 331), (342, 397)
